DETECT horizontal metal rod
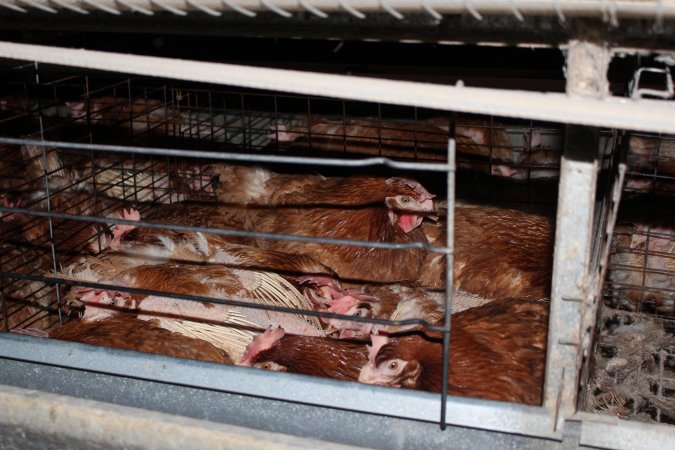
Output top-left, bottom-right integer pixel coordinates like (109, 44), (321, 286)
(0, 206), (448, 253)
(0, 271), (448, 332)
(0, 137), (452, 172)
(1, 42), (675, 133)
(1, 0), (675, 19)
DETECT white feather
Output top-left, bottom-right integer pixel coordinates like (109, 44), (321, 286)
(193, 232), (211, 256)
(245, 167), (271, 202)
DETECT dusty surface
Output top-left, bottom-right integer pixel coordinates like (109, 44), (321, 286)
(587, 308), (675, 424)
(0, 384), (370, 450)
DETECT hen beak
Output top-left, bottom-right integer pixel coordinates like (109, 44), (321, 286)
(358, 363), (378, 384)
(420, 198), (436, 213)
(358, 363), (394, 386)
(323, 324), (339, 336)
(422, 198), (440, 222)
(407, 198), (437, 217)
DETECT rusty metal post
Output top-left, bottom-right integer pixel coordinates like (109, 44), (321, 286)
(544, 20), (610, 432)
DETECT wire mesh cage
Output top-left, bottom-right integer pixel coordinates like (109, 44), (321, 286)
(581, 127), (675, 426)
(0, 60), (564, 408)
(0, 53), (674, 448)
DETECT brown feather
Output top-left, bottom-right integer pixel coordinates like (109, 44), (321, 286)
(119, 202), (336, 280)
(48, 314), (233, 364)
(248, 334), (368, 382)
(419, 206), (554, 299)
(252, 206), (428, 283)
(234, 176), (434, 283)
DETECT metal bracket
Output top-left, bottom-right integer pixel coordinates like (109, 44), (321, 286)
(629, 67), (674, 100)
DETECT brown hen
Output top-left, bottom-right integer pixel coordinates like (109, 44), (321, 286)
(246, 176), (435, 284)
(237, 326), (368, 382)
(359, 297), (548, 405)
(419, 206), (554, 300)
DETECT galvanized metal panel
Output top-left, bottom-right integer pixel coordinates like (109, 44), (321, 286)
(0, 384), (367, 450)
(576, 412), (675, 450)
(0, 333), (559, 439)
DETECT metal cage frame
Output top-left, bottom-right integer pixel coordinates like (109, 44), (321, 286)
(0, 38), (673, 450)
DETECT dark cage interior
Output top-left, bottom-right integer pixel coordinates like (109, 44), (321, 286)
(0, 34), (673, 442)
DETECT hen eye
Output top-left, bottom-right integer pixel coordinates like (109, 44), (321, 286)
(400, 196), (411, 204)
(388, 361), (399, 370)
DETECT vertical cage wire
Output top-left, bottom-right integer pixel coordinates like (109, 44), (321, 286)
(440, 112), (456, 429)
(33, 61), (65, 326)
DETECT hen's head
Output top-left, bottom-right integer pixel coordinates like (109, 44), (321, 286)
(358, 334), (422, 388)
(322, 291), (381, 339)
(298, 275), (344, 308)
(384, 178), (436, 233)
(252, 361), (288, 372)
(1, 197), (22, 223)
(299, 276), (380, 338)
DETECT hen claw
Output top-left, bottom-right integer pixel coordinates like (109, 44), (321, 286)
(110, 208), (141, 247)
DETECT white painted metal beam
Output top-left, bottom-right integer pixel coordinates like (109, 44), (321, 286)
(0, 41), (673, 134)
